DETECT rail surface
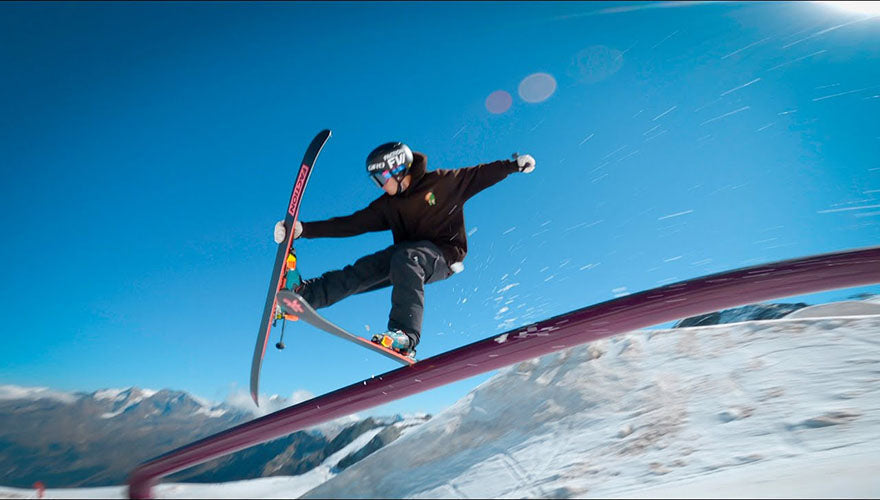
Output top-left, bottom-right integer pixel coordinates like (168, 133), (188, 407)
(128, 245), (880, 498)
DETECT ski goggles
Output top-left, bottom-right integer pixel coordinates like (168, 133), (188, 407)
(370, 163), (407, 188)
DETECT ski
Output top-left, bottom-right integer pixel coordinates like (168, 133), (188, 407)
(276, 290), (418, 366)
(250, 129), (331, 406)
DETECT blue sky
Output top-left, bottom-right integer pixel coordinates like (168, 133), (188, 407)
(1, 1), (879, 417)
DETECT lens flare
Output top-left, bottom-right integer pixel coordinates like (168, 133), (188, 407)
(485, 90), (513, 114)
(518, 73), (557, 104)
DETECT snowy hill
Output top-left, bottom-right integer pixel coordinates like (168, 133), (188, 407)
(786, 300), (880, 319)
(304, 309), (880, 498)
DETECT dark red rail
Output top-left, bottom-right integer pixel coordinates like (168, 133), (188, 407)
(129, 245), (880, 498)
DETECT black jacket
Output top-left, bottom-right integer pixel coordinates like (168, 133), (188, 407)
(301, 152), (520, 266)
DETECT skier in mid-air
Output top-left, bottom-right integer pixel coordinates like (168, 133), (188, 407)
(273, 142), (536, 358)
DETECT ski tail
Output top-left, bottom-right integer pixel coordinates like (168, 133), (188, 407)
(250, 129), (331, 406)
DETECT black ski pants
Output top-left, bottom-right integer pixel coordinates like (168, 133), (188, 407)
(298, 240), (454, 346)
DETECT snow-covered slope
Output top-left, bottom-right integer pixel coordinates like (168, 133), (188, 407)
(304, 311), (880, 498)
(4, 303), (878, 499)
(786, 300), (880, 319)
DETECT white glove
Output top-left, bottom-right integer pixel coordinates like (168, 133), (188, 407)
(274, 220), (303, 244)
(273, 221), (286, 244)
(516, 153), (535, 173)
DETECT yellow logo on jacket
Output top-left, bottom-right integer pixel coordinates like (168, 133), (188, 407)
(425, 192), (436, 206)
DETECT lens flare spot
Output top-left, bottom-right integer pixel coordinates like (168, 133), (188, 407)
(485, 90), (513, 114)
(518, 73), (557, 103)
(568, 45), (624, 84)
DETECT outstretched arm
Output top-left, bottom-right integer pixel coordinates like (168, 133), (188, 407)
(300, 199), (389, 239)
(454, 154), (536, 201)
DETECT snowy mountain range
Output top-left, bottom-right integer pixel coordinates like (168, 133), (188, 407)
(0, 385), (428, 489)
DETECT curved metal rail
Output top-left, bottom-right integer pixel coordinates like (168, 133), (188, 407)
(129, 245), (880, 498)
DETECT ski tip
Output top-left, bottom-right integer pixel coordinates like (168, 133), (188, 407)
(251, 391), (260, 407)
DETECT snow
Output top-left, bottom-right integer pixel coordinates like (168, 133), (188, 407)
(92, 388), (158, 401)
(194, 408), (228, 418)
(3, 302), (879, 499)
(496, 283), (519, 294)
(306, 309), (880, 499)
(98, 388), (157, 418)
(0, 385), (79, 404)
(786, 300), (880, 319)
(616, 448), (880, 498)
(0, 479), (324, 500)
(247, 391), (318, 418)
(93, 388), (126, 401)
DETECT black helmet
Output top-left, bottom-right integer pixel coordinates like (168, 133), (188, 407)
(366, 142), (413, 188)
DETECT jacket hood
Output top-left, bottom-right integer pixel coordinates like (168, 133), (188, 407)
(408, 152), (428, 187)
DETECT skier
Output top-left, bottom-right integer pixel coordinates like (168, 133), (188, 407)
(273, 142), (536, 357)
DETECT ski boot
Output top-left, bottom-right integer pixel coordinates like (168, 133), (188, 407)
(276, 252), (304, 321)
(284, 251), (303, 291)
(371, 329), (417, 359)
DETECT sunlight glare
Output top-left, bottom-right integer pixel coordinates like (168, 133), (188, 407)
(817, 1), (880, 17)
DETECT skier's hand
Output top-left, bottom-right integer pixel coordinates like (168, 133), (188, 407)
(516, 154), (536, 173)
(274, 220), (304, 243)
(273, 221), (286, 244)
